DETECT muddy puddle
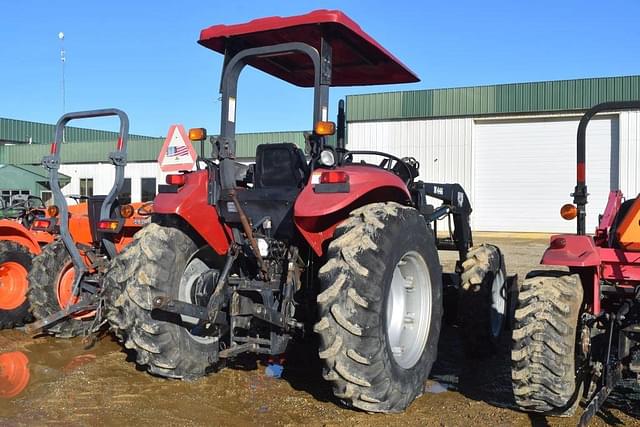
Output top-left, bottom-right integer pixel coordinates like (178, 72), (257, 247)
(0, 236), (638, 426)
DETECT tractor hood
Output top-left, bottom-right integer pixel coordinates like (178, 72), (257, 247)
(198, 9), (420, 87)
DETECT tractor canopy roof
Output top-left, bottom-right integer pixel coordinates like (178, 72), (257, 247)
(198, 9), (419, 87)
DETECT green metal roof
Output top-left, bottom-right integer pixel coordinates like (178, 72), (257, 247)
(0, 117), (161, 144)
(0, 132), (308, 165)
(0, 164), (70, 190)
(2, 75), (639, 163)
(346, 75), (640, 121)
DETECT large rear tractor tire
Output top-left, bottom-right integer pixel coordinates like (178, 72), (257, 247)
(103, 223), (219, 380)
(28, 240), (95, 338)
(0, 241), (33, 329)
(511, 271), (584, 416)
(315, 202), (442, 413)
(459, 244), (507, 358)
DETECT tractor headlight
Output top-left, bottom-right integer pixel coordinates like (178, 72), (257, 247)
(319, 149), (336, 167)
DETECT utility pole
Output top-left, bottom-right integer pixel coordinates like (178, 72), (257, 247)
(59, 31), (66, 114)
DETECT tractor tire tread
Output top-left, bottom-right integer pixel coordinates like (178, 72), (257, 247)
(0, 240), (33, 329)
(103, 223), (215, 380)
(511, 271), (583, 416)
(28, 240), (91, 338)
(459, 244), (506, 358)
(314, 202), (442, 413)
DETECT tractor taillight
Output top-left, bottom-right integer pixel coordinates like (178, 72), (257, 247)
(32, 219), (51, 230)
(319, 171), (349, 184)
(166, 174), (186, 186)
(98, 220), (119, 231)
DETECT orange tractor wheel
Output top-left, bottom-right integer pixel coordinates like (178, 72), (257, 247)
(28, 240), (95, 338)
(0, 241), (33, 329)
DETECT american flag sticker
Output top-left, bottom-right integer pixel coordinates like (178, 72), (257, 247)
(167, 145), (190, 157)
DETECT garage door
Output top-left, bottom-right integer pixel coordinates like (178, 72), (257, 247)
(473, 116), (619, 233)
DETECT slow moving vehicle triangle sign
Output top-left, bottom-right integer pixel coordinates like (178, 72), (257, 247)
(157, 124), (197, 172)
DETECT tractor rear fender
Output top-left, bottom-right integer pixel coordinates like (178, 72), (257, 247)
(153, 170), (231, 255)
(541, 234), (601, 267)
(294, 165), (412, 256)
(0, 220), (47, 255)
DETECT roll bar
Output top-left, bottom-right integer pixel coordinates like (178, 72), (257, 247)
(574, 101), (640, 235)
(42, 108), (129, 278)
(217, 40), (331, 190)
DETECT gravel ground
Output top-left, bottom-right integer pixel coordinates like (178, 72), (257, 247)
(0, 234), (638, 426)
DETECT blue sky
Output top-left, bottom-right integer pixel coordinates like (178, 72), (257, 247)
(1, 1), (638, 137)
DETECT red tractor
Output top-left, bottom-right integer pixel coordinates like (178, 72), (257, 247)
(511, 101), (640, 426)
(103, 10), (511, 412)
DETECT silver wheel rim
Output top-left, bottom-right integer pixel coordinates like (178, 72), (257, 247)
(385, 251), (432, 369)
(490, 268), (506, 339)
(178, 257), (216, 345)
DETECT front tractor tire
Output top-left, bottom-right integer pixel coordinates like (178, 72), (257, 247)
(511, 271), (584, 416)
(103, 223), (218, 380)
(0, 241), (33, 329)
(459, 244), (507, 358)
(315, 202), (442, 413)
(28, 240), (94, 338)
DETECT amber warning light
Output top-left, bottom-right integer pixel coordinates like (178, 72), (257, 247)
(188, 128), (207, 141)
(560, 204), (578, 220)
(314, 121), (336, 136)
(46, 205), (59, 217)
(119, 204), (134, 218)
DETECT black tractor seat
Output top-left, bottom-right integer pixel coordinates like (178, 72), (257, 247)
(253, 143), (309, 189)
(220, 143), (309, 240)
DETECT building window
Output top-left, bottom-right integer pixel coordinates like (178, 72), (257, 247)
(41, 190), (53, 206)
(79, 178), (93, 200)
(119, 178), (132, 205)
(141, 178), (156, 202)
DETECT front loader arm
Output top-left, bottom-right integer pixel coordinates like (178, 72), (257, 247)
(411, 182), (473, 262)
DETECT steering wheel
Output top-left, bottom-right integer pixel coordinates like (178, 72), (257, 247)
(400, 157), (420, 171)
(8, 197), (45, 228)
(378, 158), (391, 170)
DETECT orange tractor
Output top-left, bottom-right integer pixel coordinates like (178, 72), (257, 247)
(0, 196), (71, 329)
(25, 109), (151, 338)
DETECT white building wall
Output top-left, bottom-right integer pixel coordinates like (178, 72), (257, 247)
(348, 111), (640, 233)
(59, 162), (167, 202)
(347, 118), (474, 191)
(619, 110), (640, 197)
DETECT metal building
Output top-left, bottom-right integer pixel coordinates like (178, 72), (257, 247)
(346, 75), (640, 233)
(1, 75), (639, 233)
